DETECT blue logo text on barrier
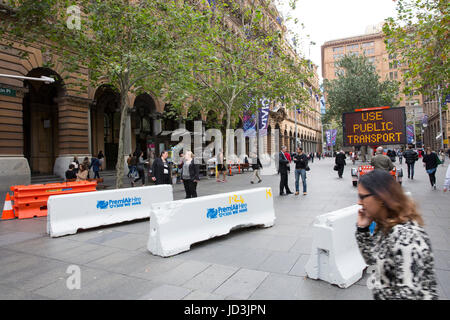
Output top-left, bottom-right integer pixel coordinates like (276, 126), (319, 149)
(96, 197), (142, 210)
(206, 203), (248, 219)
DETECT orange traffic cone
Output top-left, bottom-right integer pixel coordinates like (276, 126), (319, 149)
(1, 193), (15, 220)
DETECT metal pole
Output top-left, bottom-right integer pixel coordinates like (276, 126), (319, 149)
(413, 107), (416, 145)
(438, 85), (444, 150)
(256, 106), (260, 158)
(295, 107), (298, 149)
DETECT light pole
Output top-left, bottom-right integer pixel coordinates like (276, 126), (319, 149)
(0, 74), (55, 84)
(438, 85), (444, 150)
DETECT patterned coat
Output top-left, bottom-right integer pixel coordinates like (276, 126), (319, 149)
(355, 220), (438, 300)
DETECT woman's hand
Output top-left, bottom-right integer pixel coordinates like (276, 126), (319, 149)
(357, 208), (372, 228)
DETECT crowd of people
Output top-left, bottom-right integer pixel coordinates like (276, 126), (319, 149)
(58, 143), (449, 300)
(65, 151), (104, 182)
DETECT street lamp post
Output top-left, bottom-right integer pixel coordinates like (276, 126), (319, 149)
(0, 74), (55, 84)
(438, 85), (444, 150)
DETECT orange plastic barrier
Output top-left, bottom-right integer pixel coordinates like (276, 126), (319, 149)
(10, 180), (97, 219)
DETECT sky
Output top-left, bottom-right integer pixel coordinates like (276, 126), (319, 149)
(276, 0), (399, 84)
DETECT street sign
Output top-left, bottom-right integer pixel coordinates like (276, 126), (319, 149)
(342, 107), (406, 146)
(0, 87), (16, 97)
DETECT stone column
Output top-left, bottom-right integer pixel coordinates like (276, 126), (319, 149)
(53, 95), (92, 178)
(0, 85), (30, 191)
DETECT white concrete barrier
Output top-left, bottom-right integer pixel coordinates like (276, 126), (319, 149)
(47, 185), (173, 237)
(305, 204), (367, 288)
(147, 187), (275, 257)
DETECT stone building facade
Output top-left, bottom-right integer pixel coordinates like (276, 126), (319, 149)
(0, 1), (321, 191)
(321, 28), (447, 151)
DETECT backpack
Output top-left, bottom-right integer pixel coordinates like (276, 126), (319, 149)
(130, 156), (137, 166)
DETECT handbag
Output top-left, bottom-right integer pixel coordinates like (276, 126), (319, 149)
(305, 165), (310, 171)
(333, 165), (339, 171)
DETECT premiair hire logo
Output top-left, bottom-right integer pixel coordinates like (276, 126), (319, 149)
(206, 203), (248, 219)
(96, 197), (142, 210)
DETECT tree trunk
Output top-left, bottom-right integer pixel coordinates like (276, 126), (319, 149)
(115, 87), (129, 189)
(224, 104), (232, 172)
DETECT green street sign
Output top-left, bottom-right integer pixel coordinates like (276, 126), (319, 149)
(0, 87), (16, 97)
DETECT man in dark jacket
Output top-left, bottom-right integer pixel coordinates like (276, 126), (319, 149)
(279, 146), (292, 195)
(151, 150), (171, 185)
(335, 150), (346, 178)
(90, 157), (101, 179)
(65, 164), (77, 180)
(293, 147), (308, 195)
(371, 146), (394, 172)
(403, 145), (418, 179)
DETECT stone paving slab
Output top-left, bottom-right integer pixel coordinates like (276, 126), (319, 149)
(0, 157), (448, 300)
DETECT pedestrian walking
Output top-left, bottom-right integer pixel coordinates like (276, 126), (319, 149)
(90, 157), (101, 179)
(250, 154), (262, 184)
(180, 151), (200, 198)
(423, 147), (440, 190)
(310, 152), (314, 163)
(76, 164), (88, 181)
(371, 146), (394, 172)
(397, 149), (403, 165)
(355, 169), (438, 300)
(293, 147), (308, 195)
(335, 150), (346, 178)
(404, 145), (418, 179)
(132, 150), (147, 187)
(126, 154), (134, 178)
(216, 149), (227, 183)
(443, 164), (450, 193)
(439, 149), (445, 164)
(279, 146), (292, 196)
(151, 150), (171, 185)
(97, 150), (105, 170)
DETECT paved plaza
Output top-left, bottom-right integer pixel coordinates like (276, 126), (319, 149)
(0, 157), (449, 300)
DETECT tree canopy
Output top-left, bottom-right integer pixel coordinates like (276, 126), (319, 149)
(383, 0), (449, 98)
(323, 54), (400, 125)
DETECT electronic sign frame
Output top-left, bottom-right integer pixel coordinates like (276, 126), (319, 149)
(342, 107), (406, 147)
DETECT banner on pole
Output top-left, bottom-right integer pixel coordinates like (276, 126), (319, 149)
(406, 125), (414, 144)
(243, 97), (270, 137)
(326, 129), (337, 146)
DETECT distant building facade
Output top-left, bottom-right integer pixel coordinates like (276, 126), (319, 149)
(0, 1), (321, 191)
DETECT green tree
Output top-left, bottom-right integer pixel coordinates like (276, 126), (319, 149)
(191, 0), (312, 164)
(323, 54), (400, 124)
(0, 0), (211, 188)
(323, 54), (399, 155)
(383, 0), (449, 98)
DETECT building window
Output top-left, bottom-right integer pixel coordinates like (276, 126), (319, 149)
(362, 42), (374, 48)
(367, 57), (375, 64)
(333, 46), (344, 53)
(364, 48), (375, 55)
(347, 44), (359, 51)
(388, 53), (397, 60)
(389, 60), (398, 69)
(333, 53), (344, 60)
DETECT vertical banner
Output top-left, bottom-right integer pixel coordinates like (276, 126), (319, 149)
(243, 97), (270, 137)
(331, 129), (337, 146)
(259, 98), (270, 137)
(406, 125), (414, 144)
(243, 101), (256, 137)
(326, 129), (337, 146)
